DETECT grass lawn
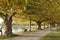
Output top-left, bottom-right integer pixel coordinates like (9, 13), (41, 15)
(0, 35), (12, 39)
(39, 29), (60, 40)
(0, 34), (20, 39)
(55, 29), (60, 32)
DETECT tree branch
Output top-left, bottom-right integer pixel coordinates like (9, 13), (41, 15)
(0, 13), (5, 17)
(41, 20), (48, 22)
(10, 12), (16, 17)
(32, 19), (37, 22)
(32, 19), (41, 23)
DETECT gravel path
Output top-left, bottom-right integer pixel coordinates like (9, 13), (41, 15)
(0, 28), (56, 40)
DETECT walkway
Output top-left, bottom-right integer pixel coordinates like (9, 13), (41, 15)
(0, 28), (56, 40)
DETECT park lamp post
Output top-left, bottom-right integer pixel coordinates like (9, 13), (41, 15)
(24, 0), (32, 31)
(29, 15), (32, 32)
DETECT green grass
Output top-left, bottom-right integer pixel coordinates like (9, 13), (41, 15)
(55, 29), (60, 32)
(40, 33), (60, 40)
(0, 34), (20, 39)
(0, 35), (13, 39)
(39, 29), (60, 40)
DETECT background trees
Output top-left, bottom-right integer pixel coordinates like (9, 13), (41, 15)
(23, 0), (60, 30)
(0, 0), (60, 36)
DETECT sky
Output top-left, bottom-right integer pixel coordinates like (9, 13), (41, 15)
(0, 18), (4, 24)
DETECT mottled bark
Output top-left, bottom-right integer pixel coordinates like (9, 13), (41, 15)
(0, 12), (16, 36)
(36, 21), (41, 30)
(4, 14), (12, 36)
(4, 12), (16, 36)
(37, 22), (41, 30)
(32, 20), (42, 30)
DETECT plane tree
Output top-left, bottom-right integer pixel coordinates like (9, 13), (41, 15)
(0, 0), (26, 36)
(0, 0), (60, 36)
(23, 0), (60, 30)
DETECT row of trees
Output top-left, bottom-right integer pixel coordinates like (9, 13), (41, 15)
(24, 0), (60, 30)
(0, 0), (60, 36)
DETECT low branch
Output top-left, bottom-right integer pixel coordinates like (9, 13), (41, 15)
(10, 12), (16, 17)
(41, 20), (48, 22)
(0, 13), (5, 17)
(32, 19), (37, 22)
(32, 19), (41, 23)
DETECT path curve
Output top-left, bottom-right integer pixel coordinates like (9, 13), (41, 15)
(0, 28), (56, 40)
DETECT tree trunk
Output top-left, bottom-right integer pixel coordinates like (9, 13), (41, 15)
(37, 22), (41, 30)
(0, 12), (16, 36)
(4, 16), (13, 36)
